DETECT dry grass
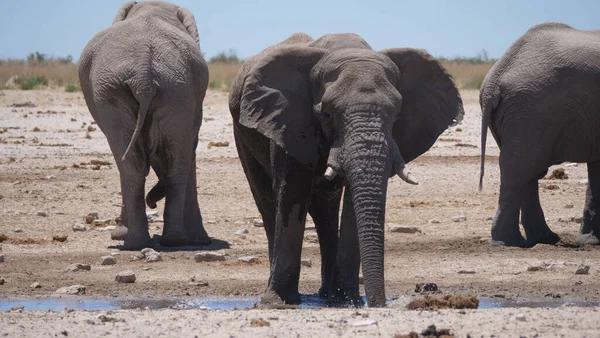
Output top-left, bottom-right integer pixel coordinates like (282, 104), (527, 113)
(0, 56), (494, 92)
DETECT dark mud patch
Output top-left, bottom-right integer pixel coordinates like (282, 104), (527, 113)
(407, 295), (479, 310)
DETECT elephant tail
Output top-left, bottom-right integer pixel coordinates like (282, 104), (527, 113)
(121, 87), (156, 162)
(479, 83), (500, 192)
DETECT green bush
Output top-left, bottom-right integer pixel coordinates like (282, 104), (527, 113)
(463, 74), (486, 89)
(208, 80), (221, 89)
(17, 76), (48, 90)
(65, 82), (80, 92)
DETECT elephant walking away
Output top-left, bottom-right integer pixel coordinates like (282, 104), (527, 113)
(480, 22), (600, 247)
(229, 33), (464, 307)
(79, 1), (210, 250)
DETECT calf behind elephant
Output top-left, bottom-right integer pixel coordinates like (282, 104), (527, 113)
(229, 32), (464, 307)
(78, 1), (210, 250)
(480, 22), (600, 247)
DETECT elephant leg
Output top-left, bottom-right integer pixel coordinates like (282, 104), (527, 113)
(580, 160), (600, 245)
(261, 145), (313, 305)
(159, 172), (190, 246)
(119, 171), (153, 250)
(184, 153), (210, 245)
(234, 128), (276, 260)
(308, 179), (342, 299)
(520, 179), (560, 245)
(328, 188), (363, 306)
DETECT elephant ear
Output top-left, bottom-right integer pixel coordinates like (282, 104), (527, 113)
(113, 1), (137, 24)
(382, 48), (464, 163)
(177, 7), (200, 47)
(239, 47), (326, 168)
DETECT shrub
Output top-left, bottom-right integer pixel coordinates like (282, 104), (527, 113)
(17, 76), (48, 90)
(65, 82), (80, 92)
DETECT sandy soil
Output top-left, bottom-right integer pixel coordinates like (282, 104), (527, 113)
(1, 89), (600, 337)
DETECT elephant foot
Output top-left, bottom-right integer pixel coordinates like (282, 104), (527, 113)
(188, 237), (212, 246)
(187, 225), (211, 246)
(160, 231), (189, 247)
(122, 234), (154, 251)
(527, 231), (561, 246)
(490, 235), (529, 248)
(260, 288), (301, 306)
(327, 286), (363, 308)
(111, 225), (128, 241)
(578, 231), (600, 245)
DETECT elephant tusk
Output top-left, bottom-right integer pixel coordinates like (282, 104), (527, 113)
(324, 167), (337, 180)
(397, 166), (418, 185)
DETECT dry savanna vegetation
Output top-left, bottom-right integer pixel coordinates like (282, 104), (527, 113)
(0, 50), (494, 93)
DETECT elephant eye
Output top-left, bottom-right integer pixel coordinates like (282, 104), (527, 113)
(321, 111), (333, 120)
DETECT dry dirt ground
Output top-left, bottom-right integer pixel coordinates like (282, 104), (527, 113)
(1, 89), (600, 337)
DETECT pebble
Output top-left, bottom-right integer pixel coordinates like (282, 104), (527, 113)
(235, 228), (249, 236)
(253, 219), (264, 227)
(30, 282), (41, 289)
(304, 233), (319, 243)
(46, 175), (56, 180)
(238, 256), (258, 263)
(485, 216), (494, 221)
(146, 210), (161, 222)
(428, 219), (441, 224)
(66, 263), (91, 272)
(71, 223), (87, 232)
(352, 319), (377, 327)
(0, 254), (4, 263)
(100, 256), (117, 265)
(0, 278), (4, 285)
(527, 263), (548, 272)
(55, 285), (86, 295)
(575, 264), (590, 275)
(36, 211), (47, 217)
(195, 252), (226, 262)
(206, 220), (217, 224)
(452, 215), (467, 222)
(52, 235), (68, 242)
(564, 203), (574, 209)
(301, 259), (312, 267)
(189, 277), (209, 287)
(575, 217), (583, 224)
(115, 271), (136, 283)
(515, 313), (527, 322)
(558, 216), (574, 223)
(458, 270), (476, 274)
(14, 229), (22, 233)
(387, 224), (421, 234)
(579, 179), (589, 185)
(85, 213), (99, 224)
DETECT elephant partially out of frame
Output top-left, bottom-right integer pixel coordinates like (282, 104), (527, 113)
(480, 22), (600, 247)
(79, 1), (210, 250)
(229, 33), (464, 307)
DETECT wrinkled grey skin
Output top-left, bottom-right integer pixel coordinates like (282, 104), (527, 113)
(229, 33), (464, 307)
(480, 22), (600, 248)
(79, 1), (210, 250)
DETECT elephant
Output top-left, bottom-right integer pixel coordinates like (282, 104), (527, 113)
(479, 22), (600, 247)
(229, 33), (464, 307)
(78, 1), (210, 250)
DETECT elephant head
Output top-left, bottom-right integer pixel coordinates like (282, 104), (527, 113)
(112, 1), (200, 48)
(238, 40), (463, 307)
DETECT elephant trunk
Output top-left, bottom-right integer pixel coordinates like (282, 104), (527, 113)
(342, 125), (396, 307)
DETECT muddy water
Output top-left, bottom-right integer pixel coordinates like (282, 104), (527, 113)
(1, 295), (599, 311)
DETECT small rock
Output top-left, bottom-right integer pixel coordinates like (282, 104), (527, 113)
(579, 179), (589, 185)
(250, 319), (270, 327)
(46, 175), (56, 180)
(253, 219), (264, 227)
(415, 283), (438, 293)
(13, 229), (22, 233)
(458, 270), (476, 274)
(55, 285), (86, 295)
(485, 216), (494, 221)
(0, 254), (4, 263)
(92, 219), (113, 227)
(428, 219), (441, 224)
(515, 313), (527, 322)
(0, 278), (4, 285)
(301, 259), (312, 267)
(238, 256), (258, 264)
(36, 211), (47, 217)
(30, 282), (41, 289)
(527, 263), (548, 272)
(100, 256), (117, 265)
(145, 252), (162, 263)
(547, 168), (568, 180)
(575, 264), (590, 275)
(189, 277), (209, 287)
(85, 213), (99, 224)
(195, 252), (226, 262)
(206, 220), (217, 224)
(234, 221), (246, 225)
(564, 203), (574, 209)
(244, 215), (258, 220)
(558, 216), (574, 223)
(235, 228), (249, 236)
(224, 218), (231, 223)
(71, 223), (87, 232)
(452, 215), (467, 222)
(352, 319), (377, 327)
(387, 224), (421, 234)
(575, 217), (583, 224)
(146, 210), (160, 222)
(52, 235), (68, 242)
(304, 233), (319, 243)
(115, 271), (136, 283)
(66, 263), (91, 272)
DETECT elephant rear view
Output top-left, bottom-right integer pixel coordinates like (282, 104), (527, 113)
(480, 22), (600, 247)
(78, 1), (210, 250)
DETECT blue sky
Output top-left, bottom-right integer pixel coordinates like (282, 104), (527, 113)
(1, 0), (598, 61)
